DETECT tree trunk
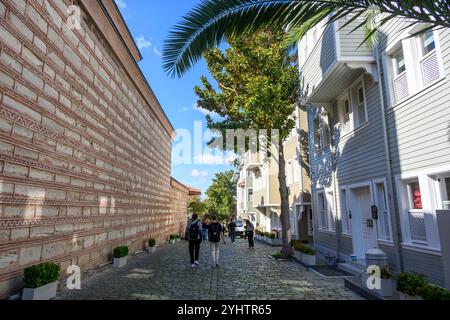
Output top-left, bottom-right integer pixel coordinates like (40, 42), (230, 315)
(277, 143), (291, 257)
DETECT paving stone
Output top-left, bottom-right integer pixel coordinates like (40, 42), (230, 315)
(57, 239), (363, 300)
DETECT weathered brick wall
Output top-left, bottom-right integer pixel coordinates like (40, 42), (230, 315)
(0, 0), (174, 297)
(169, 181), (189, 239)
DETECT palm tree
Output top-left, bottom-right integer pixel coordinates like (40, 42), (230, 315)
(163, 0), (450, 78)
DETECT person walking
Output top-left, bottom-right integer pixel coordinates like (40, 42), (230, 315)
(245, 219), (255, 249)
(227, 219), (236, 243)
(208, 215), (226, 268)
(201, 214), (209, 241)
(185, 214), (203, 267)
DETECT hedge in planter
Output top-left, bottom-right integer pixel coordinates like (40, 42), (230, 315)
(24, 262), (60, 289)
(396, 272), (427, 297)
(418, 283), (450, 300)
(148, 239), (156, 247)
(113, 246), (129, 258)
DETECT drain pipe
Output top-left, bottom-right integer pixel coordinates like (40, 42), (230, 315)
(374, 45), (404, 273)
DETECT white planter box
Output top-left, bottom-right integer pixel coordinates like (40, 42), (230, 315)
(113, 256), (127, 268)
(22, 281), (58, 300)
(292, 250), (302, 262)
(301, 253), (316, 265)
(361, 273), (394, 297)
(398, 292), (423, 300)
(268, 238), (282, 246)
(146, 246), (156, 254)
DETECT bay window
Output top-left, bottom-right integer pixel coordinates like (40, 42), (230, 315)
(406, 180), (427, 243)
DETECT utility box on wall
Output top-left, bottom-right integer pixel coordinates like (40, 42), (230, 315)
(436, 210), (450, 290)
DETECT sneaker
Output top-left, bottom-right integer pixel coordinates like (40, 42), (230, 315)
(194, 261), (199, 265)
(215, 263), (219, 268)
(191, 264), (195, 268)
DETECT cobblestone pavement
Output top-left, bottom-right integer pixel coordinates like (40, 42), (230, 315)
(57, 238), (362, 300)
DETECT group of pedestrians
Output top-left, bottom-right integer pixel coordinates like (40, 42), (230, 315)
(185, 214), (255, 268)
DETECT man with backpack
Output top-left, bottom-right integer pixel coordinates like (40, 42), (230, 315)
(208, 215), (226, 268)
(185, 214), (203, 267)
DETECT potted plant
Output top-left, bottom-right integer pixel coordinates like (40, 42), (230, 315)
(396, 272), (427, 300)
(169, 235), (176, 244)
(418, 283), (450, 300)
(267, 232), (282, 246)
(113, 246), (129, 268)
(22, 262), (61, 300)
(300, 245), (316, 266)
(362, 266), (394, 297)
(146, 238), (156, 254)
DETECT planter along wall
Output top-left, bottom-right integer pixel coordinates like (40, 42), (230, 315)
(22, 281), (58, 301)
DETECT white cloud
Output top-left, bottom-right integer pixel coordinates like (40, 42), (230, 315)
(194, 153), (236, 165)
(136, 36), (152, 49)
(153, 47), (162, 57)
(191, 169), (209, 177)
(179, 106), (191, 112)
(115, 0), (126, 9)
(193, 103), (219, 117)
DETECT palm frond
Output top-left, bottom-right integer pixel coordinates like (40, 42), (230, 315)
(163, 0), (450, 78)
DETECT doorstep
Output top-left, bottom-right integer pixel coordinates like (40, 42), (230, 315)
(337, 260), (366, 275)
(344, 274), (401, 300)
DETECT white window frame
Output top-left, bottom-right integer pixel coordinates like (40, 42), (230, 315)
(384, 26), (444, 109)
(435, 174), (450, 210)
(326, 190), (336, 232)
(317, 189), (328, 231)
(396, 166), (450, 252)
(286, 159), (293, 186)
(340, 187), (352, 235)
(373, 178), (393, 242)
(353, 83), (368, 128)
(313, 111), (330, 152)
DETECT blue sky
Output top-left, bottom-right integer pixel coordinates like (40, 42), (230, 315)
(115, 0), (234, 195)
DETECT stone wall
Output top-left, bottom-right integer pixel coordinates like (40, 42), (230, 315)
(0, 0), (174, 298)
(169, 178), (189, 239)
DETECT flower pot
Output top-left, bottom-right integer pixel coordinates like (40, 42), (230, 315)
(146, 246), (156, 254)
(361, 273), (394, 297)
(170, 239), (175, 244)
(301, 253), (316, 265)
(292, 250), (302, 262)
(22, 281), (58, 300)
(113, 256), (127, 268)
(398, 292), (423, 300)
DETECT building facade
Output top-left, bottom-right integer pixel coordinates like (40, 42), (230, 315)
(0, 0), (177, 297)
(299, 14), (450, 286)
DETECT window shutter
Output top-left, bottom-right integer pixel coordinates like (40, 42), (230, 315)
(393, 72), (409, 102)
(420, 51), (440, 86)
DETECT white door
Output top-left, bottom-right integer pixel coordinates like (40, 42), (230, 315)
(349, 186), (378, 260)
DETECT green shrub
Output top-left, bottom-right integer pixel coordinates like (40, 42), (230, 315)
(169, 235), (177, 240)
(269, 233), (276, 239)
(397, 272), (428, 296)
(418, 284), (450, 300)
(301, 246), (316, 255)
(148, 239), (156, 247)
(293, 241), (305, 252)
(113, 246), (129, 258)
(24, 262), (61, 288)
(380, 267), (392, 279)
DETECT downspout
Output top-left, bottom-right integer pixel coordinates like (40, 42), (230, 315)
(374, 45), (404, 273)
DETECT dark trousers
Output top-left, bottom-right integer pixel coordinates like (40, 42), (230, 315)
(247, 232), (254, 248)
(230, 230), (235, 242)
(189, 239), (201, 264)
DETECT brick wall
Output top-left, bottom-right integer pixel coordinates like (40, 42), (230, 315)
(169, 179), (189, 239)
(0, 0), (175, 297)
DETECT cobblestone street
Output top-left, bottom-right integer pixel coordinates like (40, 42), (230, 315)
(57, 239), (362, 300)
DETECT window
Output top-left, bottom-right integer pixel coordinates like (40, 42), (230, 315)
(317, 191), (328, 230)
(286, 160), (293, 186)
(313, 112), (330, 151)
(438, 176), (450, 209)
(406, 180), (427, 243)
(394, 49), (406, 75)
(375, 182), (392, 241)
(327, 191), (335, 231)
(420, 31), (435, 56)
(340, 189), (351, 234)
(392, 48), (409, 102)
(419, 30), (440, 86)
(293, 157), (300, 183)
(356, 86), (367, 126)
(248, 189), (253, 202)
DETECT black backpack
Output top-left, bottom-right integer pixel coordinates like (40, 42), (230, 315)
(188, 221), (200, 240)
(209, 223), (221, 242)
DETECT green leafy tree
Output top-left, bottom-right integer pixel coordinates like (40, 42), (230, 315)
(163, 0), (450, 77)
(205, 170), (237, 222)
(188, 196), (207, 216)
(195, 30), (300, 256)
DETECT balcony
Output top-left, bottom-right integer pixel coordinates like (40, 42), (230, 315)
(245, 151), (263, 171)
(299, 16), (376, 104)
